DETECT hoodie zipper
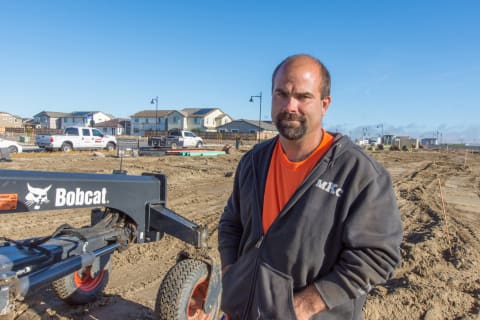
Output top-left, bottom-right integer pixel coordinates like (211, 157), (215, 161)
(241, 235), (264, 319)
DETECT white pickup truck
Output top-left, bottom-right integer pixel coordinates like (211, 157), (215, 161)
(35, 127), (117, 152)
(148, 129), (204, 149)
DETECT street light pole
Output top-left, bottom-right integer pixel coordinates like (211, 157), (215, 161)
(249, 92), (262, 143)
(150, 96), (159, 136)
(377, 123), (384, 143)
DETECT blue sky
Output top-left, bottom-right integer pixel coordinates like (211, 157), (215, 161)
(1, 1), (479, 143)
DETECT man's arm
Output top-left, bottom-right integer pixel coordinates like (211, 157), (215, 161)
(218, 159), (245, 268)
(314, 171), (403, 309)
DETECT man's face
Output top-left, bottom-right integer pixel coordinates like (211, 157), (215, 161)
(271, 58), (330, 141)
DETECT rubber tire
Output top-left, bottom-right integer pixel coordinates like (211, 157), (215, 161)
(157, 259), (220, 320)
(196, 142), (203, 148)
(51, 256), (111, 305)
(7, 146), (18, 153)
(60, 143), (73, 152)
(105, 142), (116, 151)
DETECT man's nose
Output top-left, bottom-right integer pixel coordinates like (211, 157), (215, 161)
(283, 97), (299, 112)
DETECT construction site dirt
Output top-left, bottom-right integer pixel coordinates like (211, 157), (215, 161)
(1, 146), (479, 320)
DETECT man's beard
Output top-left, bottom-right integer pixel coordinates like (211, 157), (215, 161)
(274, 112), (307, 140)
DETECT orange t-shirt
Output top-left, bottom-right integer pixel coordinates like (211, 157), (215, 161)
(262, 130), (334, 233)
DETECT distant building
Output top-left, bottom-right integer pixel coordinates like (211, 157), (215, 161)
(61, 111), (112, 128)
(0, 112), (23, 130)
(130, 107), (232, 136)
(33, 111), (112, 129)
(420, 138), (438, 146)
(382, 134), (395, 145)
(95, 118), (131, 136)
(33, 111), (69, 129)
(216, 119), (278, 141)
(216, 119), (277, 134)
(180, 108), (232, 132)
(130, 110), (176, 136)
(393, 136), (418, 149)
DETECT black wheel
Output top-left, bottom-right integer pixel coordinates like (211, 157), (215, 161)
(60, 143), (73, 152)
(105, 142), (116, 151)
(156, 259), (220, 320)
(7, 145), (18, 153)
(51, 255), (111, 305)
(196, 141), (203, 148)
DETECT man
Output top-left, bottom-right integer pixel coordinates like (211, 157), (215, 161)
(218, 54), (403, 319)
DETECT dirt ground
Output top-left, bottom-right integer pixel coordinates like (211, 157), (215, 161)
(1, 146), (479, 320)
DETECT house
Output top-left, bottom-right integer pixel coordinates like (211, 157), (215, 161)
(0, 112), (23, 131)
(33, 111), (69, 129)
(130, 110), (175, 136)
(60, 111), (112, 129)
(130, 107), (232, 136)
(180, 108), (232, 132)
(216, 119), (278, 140)
(95, 118), (131, 136)
(33, 111), (112, 129)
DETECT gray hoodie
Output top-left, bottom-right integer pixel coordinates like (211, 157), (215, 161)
(218, 134), (403, 319)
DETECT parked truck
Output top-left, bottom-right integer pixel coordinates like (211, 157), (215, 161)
(36, 127), (117, 152)
(148, 129), (204, 149)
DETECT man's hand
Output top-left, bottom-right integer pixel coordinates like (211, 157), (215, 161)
(293, 284), (327, 320)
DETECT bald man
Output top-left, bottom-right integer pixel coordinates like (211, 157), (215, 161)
(219, 54), (403, 319)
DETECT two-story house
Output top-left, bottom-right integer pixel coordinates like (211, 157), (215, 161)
(130, 107), (232, 136)
(60, 111), (112, 128)
(180, 108), (232, 132)
(34, 111), (112, 129)
(33, 111), (70, 129)
(130, 110), (176, 136)
(0, 112), (23, 131)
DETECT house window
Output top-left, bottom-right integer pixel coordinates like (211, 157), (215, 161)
(134, 118), (139, 123)
(231, 129), (239, 133)
(194, 118), (201, 124)
(249, 130), (256, 133)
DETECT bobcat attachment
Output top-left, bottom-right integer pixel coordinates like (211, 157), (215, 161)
(0, 169), (221, 320)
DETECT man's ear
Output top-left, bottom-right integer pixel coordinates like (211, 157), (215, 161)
(321, 96), (331, 116)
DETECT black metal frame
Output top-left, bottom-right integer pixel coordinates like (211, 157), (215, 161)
(0, 169), (212, 315)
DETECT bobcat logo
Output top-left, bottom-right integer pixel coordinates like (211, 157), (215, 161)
(25, 183), (52, 210)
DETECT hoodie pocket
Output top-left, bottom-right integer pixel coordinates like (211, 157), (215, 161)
(247, 262), (297, 320)
(221, 248), (259, 319)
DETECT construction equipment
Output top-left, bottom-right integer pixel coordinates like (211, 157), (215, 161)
(0, 169), (221, 319)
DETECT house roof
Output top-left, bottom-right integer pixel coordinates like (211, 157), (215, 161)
(0, 112), (22, 119)
(131, 110), (176, 117)
(69, 111), (103, 118)
(34, 111), (110, 118)
(218, 119), (278, 131)
(181, 108), (218, 117)
(95, 118), (129, 128)
(34, 111), (70, 118)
